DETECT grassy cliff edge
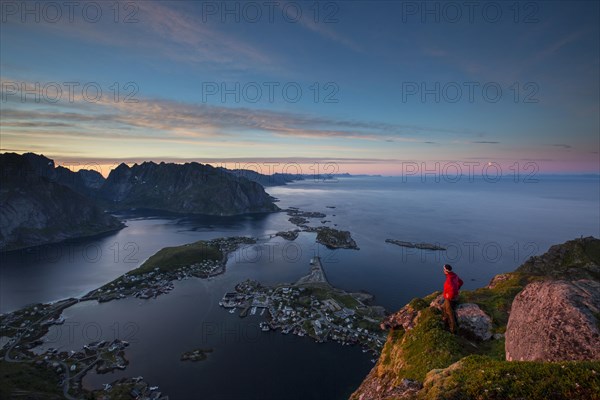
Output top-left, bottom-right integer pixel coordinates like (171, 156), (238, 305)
(351, 237), (600, 400)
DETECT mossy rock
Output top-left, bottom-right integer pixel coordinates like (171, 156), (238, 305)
(420, 355), (600, 400)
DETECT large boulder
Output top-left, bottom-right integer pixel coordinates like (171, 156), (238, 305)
(429, 295), (493, 341)
(505, 279), (600, 361)
(456, 303), (493, 341)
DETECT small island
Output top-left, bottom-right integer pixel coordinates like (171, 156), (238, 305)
(289, 216), (309, 225)
(275, 230), (300, 241)
(316, 227), (359, 250)
(180, 348), (213, 362)
(385, 239), (446, 251)
(285, 207), (359, 250)
(286, 209), (327, 219)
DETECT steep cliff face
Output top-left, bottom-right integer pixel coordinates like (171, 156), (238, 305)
(0, 153), (123, 252)
(351, 237), (600, 400)
(98, 162), (279, 215)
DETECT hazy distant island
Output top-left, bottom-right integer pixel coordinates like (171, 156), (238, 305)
(385, 239), (447, 251)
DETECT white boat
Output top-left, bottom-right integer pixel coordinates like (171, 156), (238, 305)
(250, 306), (257, 315)
(229, 308), (236, 314)
(260, 308), (266, 316)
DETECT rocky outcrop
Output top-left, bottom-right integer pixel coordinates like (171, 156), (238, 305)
(456, 303), (492, 341)
(0, 153), (123, 252)
(505, 279), (600, 362)
(351, 237), (600, 400)
(380, 300), (424, 331)
(353, 376), (421, 400)
(98, 161), (279, 215)
(516, 236), (600, 280)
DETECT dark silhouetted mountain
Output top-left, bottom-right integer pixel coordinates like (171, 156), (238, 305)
(77, 169), (105, 189)
(20, 152), (105, 197)
(0, 153), (123, 252)
(98, 161), (279, 215)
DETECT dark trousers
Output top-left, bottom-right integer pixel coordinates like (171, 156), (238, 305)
(442, 298), (458, 334)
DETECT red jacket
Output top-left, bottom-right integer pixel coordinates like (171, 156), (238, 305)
(443, 271), (463, 300)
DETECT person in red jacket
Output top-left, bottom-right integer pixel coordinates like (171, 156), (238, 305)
(442, 264), (463, 334)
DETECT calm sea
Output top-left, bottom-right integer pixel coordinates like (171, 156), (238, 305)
(1, 176), (598, 399)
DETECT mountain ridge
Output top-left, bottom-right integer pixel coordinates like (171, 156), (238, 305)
(98, 161), (279, 215)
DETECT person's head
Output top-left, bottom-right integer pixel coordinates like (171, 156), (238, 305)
(443, 264), (452, 274)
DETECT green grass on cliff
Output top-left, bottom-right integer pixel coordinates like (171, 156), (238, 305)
(132, 241), (223, 275)
(420, 355), (600, 400)
(0, 361), (63, 399)
(396, 308), (467, 380)
(359, 237), (600, 400)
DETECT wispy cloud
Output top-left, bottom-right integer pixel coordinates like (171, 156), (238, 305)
(3, 1), (276, 73)
(1, 78), (484, 144)
(284, 1), (364, 53)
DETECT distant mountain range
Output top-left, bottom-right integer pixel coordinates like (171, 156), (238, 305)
(0, 153), (281, 251)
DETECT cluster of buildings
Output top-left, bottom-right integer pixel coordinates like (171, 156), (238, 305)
(1, 299), (77, 357)
(95, 376), (169, 400)
(93, 258), (225, 303)
(220, 279), (386, 354)
(89, 236), (257, 303)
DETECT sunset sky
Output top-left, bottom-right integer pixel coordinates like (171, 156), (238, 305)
(1, 1), (598, 176)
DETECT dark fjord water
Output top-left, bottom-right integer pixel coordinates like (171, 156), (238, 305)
(1, 176), (599, 399)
